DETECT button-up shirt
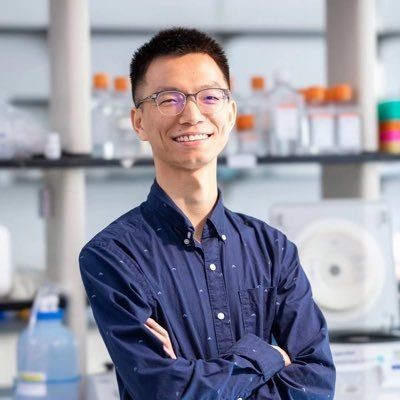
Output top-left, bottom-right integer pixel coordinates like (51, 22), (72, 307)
(79, 180), (335, 399)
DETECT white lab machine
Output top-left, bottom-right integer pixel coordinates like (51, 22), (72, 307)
(0, 225), (12, 297)
(269, 200), (400, 333)
(331, 333), (400, 400)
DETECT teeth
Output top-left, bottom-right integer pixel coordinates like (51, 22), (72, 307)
(175, 134), (209, 142)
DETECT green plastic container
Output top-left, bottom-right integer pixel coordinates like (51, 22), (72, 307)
(378, 100), (400, 121)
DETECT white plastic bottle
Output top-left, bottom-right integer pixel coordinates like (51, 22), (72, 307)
(305, 86), (335, 154)
(92, 73), (114, 159)
(14, 293), (80, 400)
(0, 98), (15, 159)
(266, 71), (307, 156)
(111, 76), (140, 159)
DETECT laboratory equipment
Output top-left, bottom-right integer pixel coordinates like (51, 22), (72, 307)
(14, 289), (80, 400)
(269, 200), (400, 333)
(332, 84), (362, 153)
(111, 76), (140, 159)
(305, 86), (335, 154)
(331, 333), (400, 399)
(266, 71), (307, 156)
(92, 73), (114, 159)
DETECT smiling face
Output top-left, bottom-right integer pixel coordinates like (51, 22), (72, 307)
(131, 53), (236, 172)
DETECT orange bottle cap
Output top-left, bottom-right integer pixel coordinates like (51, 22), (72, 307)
(305, 86), (326, 103)
(114, 76), (129, 92)
(324, 88), (335, 102)
(236, 114), (255, 131)
(331, 84), (353, 102)
(251, 76), (265, 91)
(93, 73), (109, 90)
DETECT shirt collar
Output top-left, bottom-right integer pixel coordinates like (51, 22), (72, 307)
(146, 179), (226, 241)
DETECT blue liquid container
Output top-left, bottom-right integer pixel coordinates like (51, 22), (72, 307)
(14, 296), (80, 400)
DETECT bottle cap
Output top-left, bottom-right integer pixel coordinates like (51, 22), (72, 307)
(36, 294), (63, 320)
(305, 86), (326, 103)
(93, 73), (109, 90)
(331, 84), (353, 102)
(236, 114), (255, 131)
(114, 76), (129, 92)
(251, 76), (265, 91)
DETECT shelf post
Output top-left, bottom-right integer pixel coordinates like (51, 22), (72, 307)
(46, 0), (91, 388)
(322, 0), (380, 199)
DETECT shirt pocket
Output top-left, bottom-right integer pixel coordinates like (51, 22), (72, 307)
(238, 286), (277, 339)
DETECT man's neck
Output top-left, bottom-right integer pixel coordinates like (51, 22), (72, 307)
(155, 161), (218, 242)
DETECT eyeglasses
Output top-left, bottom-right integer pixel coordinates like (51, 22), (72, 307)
(135, 88), (230, 116)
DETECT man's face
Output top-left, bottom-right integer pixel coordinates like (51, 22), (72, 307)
(131, 53), (236, 171)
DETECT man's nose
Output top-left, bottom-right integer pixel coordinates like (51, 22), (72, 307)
(178, 96), (205, 125)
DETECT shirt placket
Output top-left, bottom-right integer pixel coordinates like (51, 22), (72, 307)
(202, 234), (234, 355)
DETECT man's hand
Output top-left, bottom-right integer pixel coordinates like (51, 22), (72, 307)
(271, 345), (291, 367)
(144, 318), (177, 359)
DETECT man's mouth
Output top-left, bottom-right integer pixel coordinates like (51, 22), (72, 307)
(172, 133), (213, 143)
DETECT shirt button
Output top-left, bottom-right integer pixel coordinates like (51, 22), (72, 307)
(238, 398), (243, 400)
(183, 238), (190, 245)
(209, 263), (216, 271)
(217, 312), (225, 320)
(221, 234), (227, 241)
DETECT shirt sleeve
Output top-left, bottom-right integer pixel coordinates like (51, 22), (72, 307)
(79, 239), (285, 400)
(252, 232), (336, 399)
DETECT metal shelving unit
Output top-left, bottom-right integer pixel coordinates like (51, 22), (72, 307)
(0, 152), (400, 170)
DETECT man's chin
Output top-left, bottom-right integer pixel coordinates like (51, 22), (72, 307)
(156, 154), (218, 172)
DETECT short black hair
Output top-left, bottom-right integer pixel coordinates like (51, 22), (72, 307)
(130, 27), (230, 106)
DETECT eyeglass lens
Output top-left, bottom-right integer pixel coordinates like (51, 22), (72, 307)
(156, 88), (227, 116)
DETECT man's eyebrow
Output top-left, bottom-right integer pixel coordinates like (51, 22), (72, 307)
(153, 82), (224, 92)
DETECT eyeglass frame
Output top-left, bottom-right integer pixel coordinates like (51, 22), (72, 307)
(134, 87), (231, 115)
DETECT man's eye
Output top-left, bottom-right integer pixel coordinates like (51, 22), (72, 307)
(160, 98), (178, 105)
(203, 96), (221, 103)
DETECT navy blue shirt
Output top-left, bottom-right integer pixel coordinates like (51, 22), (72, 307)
(79, 180), (335, 399)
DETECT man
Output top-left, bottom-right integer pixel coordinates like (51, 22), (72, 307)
(79, 27), (335, 399)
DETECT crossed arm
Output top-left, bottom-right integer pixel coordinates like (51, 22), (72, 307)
(145, 317), (292, 367)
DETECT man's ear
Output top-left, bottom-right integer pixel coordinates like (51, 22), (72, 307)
(131, 108), (149, 141)
(227, 99), (237, 133)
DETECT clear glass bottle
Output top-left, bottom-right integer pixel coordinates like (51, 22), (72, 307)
(247, 76), (268, 156)
(266, 71), (307, 156)
(111, 76), (140, 159)
(91, 73), (114, 158)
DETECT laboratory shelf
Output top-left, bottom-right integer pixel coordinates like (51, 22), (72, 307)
(0, 295), (67, 312)
(0, 26), (394, 43)
(0, 152), (400, 170)
(0, 299), (33, 312)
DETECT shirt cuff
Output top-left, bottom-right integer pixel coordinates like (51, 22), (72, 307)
(229, 334), (285, 380)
